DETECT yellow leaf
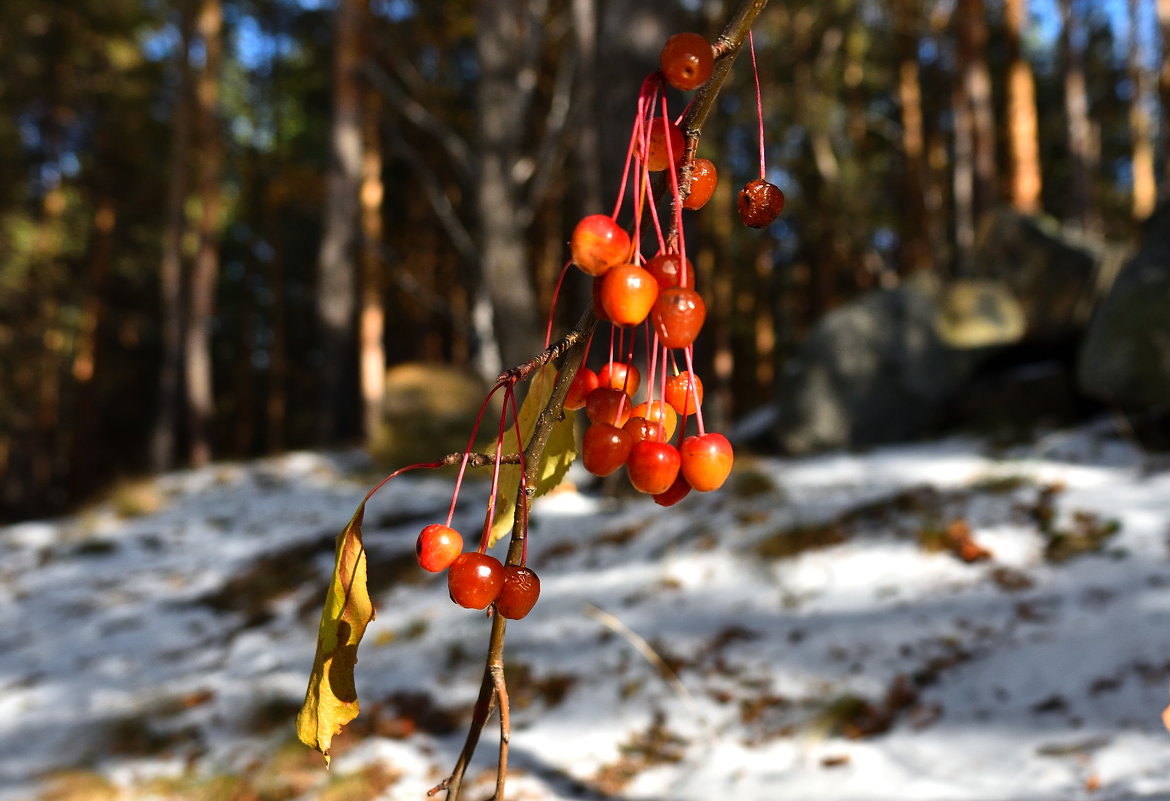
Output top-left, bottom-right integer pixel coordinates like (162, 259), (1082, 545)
(487, 363), (578, 548)
(296, 504), (375, 764)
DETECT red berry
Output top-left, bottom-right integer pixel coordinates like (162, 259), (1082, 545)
(583, 422), (633, 476)
(737, 179), (785, 228)
(623, 415), (665, 444)
(665, 371), (704, 417)
(416, 524), (463, 573)
(645, 120), (684, 172)
(659, 33), (714, 91)
(564, 367), (599, 411)
(626, 440), (682, 495)
(631, 400), (678, 441)
(585, 387), (632, 427)
(644, 252), (695, 291)
(495, 565), (541, 620)
(651, 287), (707, 349)
(598, 361), (641, 396)
(653, 473), (692, 507)
(447, 552), (505, 609)
(571, 214), (631, 276)
(599, 263), (659, 327)
(684, 158), (717, 210)
(679, 432), (734, 492)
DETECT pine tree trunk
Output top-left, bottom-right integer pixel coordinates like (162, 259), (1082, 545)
(953, 0), (996, 266)
(1159, 0), (1170, 186)
(152, 1), (194, 472)
(359, 87), (386, 441)
(1005, 0), (1043, 213)
(68, 196), (115, 496)
(1129, 0), (1157, 220)
(475, 0), (542, 375)
(185, 0), (224, 467)
(316, 0), (365, 444)
(1061, 0), (1098, 231)
(893, 0), (933, 274)
(571, 0), (603, 215)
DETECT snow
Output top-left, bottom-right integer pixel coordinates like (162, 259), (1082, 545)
(2, 424), (1170, 800)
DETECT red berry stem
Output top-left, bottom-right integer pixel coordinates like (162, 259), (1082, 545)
(659, 97), (690, 288)
(612, 74), (662, 221)
(544, 260), (573, 349)
(478, 386), (513, 553)
(447, 382), (507, 527)
(503, 386), (531, 566)
(749, 30), (766, 180)
(682, 344), (706, 436)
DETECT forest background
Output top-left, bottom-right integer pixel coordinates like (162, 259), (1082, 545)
(0, 0), (1165, 522)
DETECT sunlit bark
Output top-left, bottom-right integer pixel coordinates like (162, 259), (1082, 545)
(1005, 0), (1043, 213)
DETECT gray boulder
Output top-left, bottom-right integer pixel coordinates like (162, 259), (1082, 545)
(777, 282), (976, 454)
(973, 209), (1124, 341)
(1078, 202), (1170, 409)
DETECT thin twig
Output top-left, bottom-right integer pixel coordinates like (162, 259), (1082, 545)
(490, 662), (510, 801)
(584, 603), (698, 712)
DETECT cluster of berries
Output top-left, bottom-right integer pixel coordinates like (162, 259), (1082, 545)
(416, 524), (541, 617)
(414, 31), (783, 619)
(563, 32), (781, 506)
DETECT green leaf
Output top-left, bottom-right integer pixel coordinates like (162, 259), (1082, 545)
(297, 504), (375, 764)
(487, 363), (578, 548)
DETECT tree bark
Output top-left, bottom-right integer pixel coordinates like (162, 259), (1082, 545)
(316, 0), (365, 444)
(152, 1), (194, 472)
(571, 0), (603, 215)
(1128, 0), (1156, 220)
(184, 0), (224, 467)
(1061, 0), (1099, 232)
(953, 0), (996, 266)
(1159, 0), (1170, 186)
(69, 195), (115, 496)
(475, 0), (542, 375)
(359, 87), (386, 441)
(1005, 0), (1043, 213)
(893, 0), (933, 274)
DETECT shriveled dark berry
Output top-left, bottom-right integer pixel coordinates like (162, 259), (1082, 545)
(737, 178), (785, 228)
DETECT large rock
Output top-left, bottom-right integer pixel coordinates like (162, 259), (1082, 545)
(369, 362), (498, 469)
(777, 282), (976, 454)
(973, 209), (1124, 341)
(934, 279), (1027, 349)
(1078, 202), (1170, 409)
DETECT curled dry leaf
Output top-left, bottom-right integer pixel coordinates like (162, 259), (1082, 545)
(296, 504), (375, 764)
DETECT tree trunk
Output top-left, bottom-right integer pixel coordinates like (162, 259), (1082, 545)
(893, 0), (933, 274)
(69, 196), (115, 496)
(316, 0), (365, 444)
(953, 0), (996, 266)
(1159, 0), (1170, 186)
(1005, 0), (1043, 213)
(475, 0), (542, 374)
(1061, 0), (1098, 232)
(1129, 0), (1157, 220)
(184, 0), (224, 467)
(571, 0), (603, 215)
(359, 87), (386, 441)
(152, 1), (194, 472)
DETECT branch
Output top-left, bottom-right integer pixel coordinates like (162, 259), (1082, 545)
(363, 57), (473, 180)
(383, 127), (479, 267)
(436, 3), (770, 797)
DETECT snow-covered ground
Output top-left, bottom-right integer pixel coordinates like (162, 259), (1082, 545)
(2, 422), (1170, 801)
